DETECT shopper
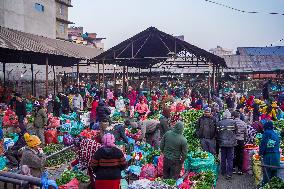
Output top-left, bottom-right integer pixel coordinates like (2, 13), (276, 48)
(61, 93), (70, 114)
(232, 111), (247, 175)
(127, 86), (137, 117)
(159, 107), (171, 137)
(72, 91), (84, 112)
(53, 95), (62, 117)
(15, 94), (27, 129)
(110, 120), (129, 144)
(20, 133), (46, 178)
(5, 126), (27, 167)
(160, 121), (188, 180)
(91, 133), (126, 189)
(259, 121), (280, 186)
(90, 96), (99, 127)
(96, 100), (111, 123)
(217, 110), (237, 179)
(34, 102), (48, 145)
(196, 108), (217, 155)
(135, 96), (149, 120)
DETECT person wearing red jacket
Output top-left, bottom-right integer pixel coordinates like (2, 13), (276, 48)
(90, 97), (99, 127)
(127, 86), (137, 117)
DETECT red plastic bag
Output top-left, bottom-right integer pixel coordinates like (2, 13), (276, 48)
(44, 130), (58, 144)
(157, 155), (164, 176)
(48, 117), (60, 128)
(59, 178), (79, 189)
(139, 163), (157, 180)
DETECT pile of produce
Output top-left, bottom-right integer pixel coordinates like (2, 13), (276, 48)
(128, 178), (178, 189)
(191, 151), (209, 159)
(181, 110), (203, 152)
(43, 144), (76, 167)
(56, 169), (90, 186)
(263, 177), (284, 189)
(112, 114), (124, 122)
(191, 171), (215, 189)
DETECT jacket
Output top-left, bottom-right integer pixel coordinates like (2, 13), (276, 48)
(196, 115), (217, 139)
(72, 95), (84, 110)
(234, 118), (247, 141)
(20, 147), (46, 177)
(160, 122), (188, 161)
(159, 116), (170, 137)
(139, 120), (160, 139)
(259, 122), (280, 156)
(91, 101), (99, 118)
(96, 102), (111, 122)
(61, 96), (69, 109)
(92, 146), (126, 180)
(15, 100), (27, 116)
(111, 124), (128, 144)
(217, 118), (238, 147)
(127, 90), (137, 107)
(34, 108), (48, 128)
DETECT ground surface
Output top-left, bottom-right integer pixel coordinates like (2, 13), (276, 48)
(216, 173), (256, 189)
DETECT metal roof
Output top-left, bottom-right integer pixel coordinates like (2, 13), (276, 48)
(0, 26), (103, 66)
(237, 46), (284, 56)
(92, 27), (226, 68)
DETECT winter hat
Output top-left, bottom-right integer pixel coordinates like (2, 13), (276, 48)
(102, 133), (116, 147)
(173, 121), (184, 134)
(24, 133), (41, 148)
(204, 107), (211, 113)
(223, 109), (231, 119)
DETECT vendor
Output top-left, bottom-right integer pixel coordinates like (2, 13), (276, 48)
(160, 121), (188, 180)
(91, 133), (126, 189)
(5, 126), (27, 167)
(259, 121), (280, 186)
(132, 119), (160, 148)
(111, 121), (129, 144)
(34, 101), (48, 145)
(20, 133), (46, 178)
(135, 96), (149, 120)
(15, 93), (27, 129)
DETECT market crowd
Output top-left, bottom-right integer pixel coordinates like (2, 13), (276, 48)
(0, 82), (284, 188)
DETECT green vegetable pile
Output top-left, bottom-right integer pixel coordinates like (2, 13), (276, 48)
(191, 151), (209, 159)
(112, 115), (124, 122)
(263, 177), (284, 189)
(191, 171), (215, 189)
(155, 177), (176, 186)
(43, 144), (76, 167)
(56, 170), (90, 186)
(181, 110), (203, 152)
(273, 120), (284, 131)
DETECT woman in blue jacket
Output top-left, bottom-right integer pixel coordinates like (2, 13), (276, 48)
(259, 121), (280, 185)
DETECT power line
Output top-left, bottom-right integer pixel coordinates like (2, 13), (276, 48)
(204, 0), (284, 16)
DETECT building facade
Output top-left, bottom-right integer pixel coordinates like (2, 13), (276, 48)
(0, 0), (56, 38)
(55, 0), (73, 39)
(0, 0), (73, 39)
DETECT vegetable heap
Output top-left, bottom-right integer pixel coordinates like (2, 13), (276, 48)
(43, 144), (76, 167)
(263, 177), (284, 189)
(181, 110), (203, 152)
(191, 151), (209, 159)
(191, 171), (215, 189)
(56, 169), (90, 186)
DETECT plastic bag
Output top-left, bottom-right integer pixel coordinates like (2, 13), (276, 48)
(58, 178), (79, 189)
(63, 133), (74, 146)
(0, 156), (7, 171)
(139, 163), (157, 180)
(44, 130), (58, 144)
(157, 155), (164, 176)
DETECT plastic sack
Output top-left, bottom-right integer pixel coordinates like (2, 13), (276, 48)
(277, 161), (284, 180)
(58, 178), (79, 189)
(252, 159), (262, 186)
(242, 145), (258, 173)
(57, 136), (63, 143)
(63, 133), (74, 146)
(157, 155), (164, 176)
(4, 138), (14, 150)
(44, 130), (58, 144)
(139, 163), (157, 180)
(48, 117), (60, 128)
(0, 156), (7, 171)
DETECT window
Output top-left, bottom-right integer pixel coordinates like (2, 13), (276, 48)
(59, 4), (64, 15)
(35, 3), (44, 12)
(60, 23), (65, 33)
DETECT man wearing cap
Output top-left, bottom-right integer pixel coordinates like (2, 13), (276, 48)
(196, 107), (217, 155)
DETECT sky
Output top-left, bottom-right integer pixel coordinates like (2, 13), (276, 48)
(69, 0), (284, 52)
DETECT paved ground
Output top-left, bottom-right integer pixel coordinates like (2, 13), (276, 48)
(216, 173), (256, 189)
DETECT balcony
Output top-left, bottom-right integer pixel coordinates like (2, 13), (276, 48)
(55, 0), (73, 7)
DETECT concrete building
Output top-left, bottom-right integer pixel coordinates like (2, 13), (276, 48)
(68, 26), (106, 49)
(0, 0), (73, 39)
(0, 0), (56, 38)
(55, 0), (73, 39)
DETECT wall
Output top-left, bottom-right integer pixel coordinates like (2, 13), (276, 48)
(0, 0), (56, 38)
(56, 20), (68, 39)
(55, 1), (69, 39)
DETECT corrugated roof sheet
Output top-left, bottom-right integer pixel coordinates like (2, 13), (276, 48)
(237, 46), (284, 56)
(0, 26), (103, 61)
